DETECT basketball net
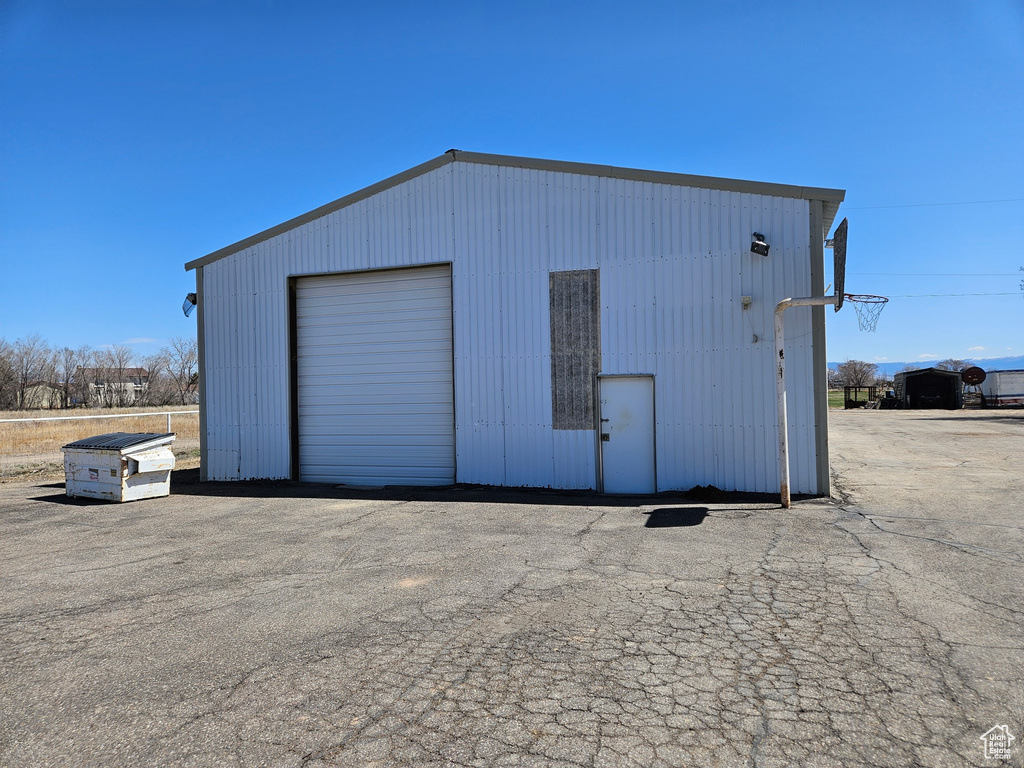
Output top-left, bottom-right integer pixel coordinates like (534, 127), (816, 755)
(845, 294), (888, 333)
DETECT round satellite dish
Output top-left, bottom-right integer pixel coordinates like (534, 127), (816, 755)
(961, 366), (986, 386)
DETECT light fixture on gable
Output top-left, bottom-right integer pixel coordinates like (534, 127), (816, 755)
(751, 233), (770, 257)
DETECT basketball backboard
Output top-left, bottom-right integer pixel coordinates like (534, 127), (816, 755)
(832, 217), (847, 311)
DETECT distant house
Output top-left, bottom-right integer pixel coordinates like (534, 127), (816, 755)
(77, 367), (150, 406)
(22, 381), (62, 409)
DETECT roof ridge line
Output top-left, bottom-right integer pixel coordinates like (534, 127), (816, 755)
(186, 151), (845, 271)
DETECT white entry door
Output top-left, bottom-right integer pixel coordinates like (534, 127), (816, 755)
(599, 376), (656, 493)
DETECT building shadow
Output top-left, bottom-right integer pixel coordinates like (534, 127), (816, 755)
(28, 492), (107, 506)
(914, 413), (1024, 422)
(165, 469), (785, 506)
(25, 469), (786, 509)
(643, 507), (709, 527)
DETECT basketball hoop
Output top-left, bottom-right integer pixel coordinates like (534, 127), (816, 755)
(844, 294), (888, 332)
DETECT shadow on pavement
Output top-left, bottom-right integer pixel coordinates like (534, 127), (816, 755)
(643, 507), (709, 527)
(160, 469), (784, 508)
(913, 413), (1024, 422)
(28, 492), (107, 506)
(20, 469), (788, 509)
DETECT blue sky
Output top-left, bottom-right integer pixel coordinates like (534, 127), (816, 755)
(2, 0), (1022, 365)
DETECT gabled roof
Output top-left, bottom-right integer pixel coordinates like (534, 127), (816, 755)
(78, 367), (149, 378)
(895, 367), (963, 378)
(185, 150), (846, 272)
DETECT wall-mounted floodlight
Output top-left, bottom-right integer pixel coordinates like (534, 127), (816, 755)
(751, 233), (770, 257)
(182, 293), (197, 317)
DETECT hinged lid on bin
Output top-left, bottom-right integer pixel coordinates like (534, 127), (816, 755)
(62, 432), (175, 454)
(126, 447), (176, 474)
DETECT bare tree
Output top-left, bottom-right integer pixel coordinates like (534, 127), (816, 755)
(46, 348), (63, 409)
(11, 334), (53, 409)
(164, 337), (198, 405)
(93, 348), (115, 407)
(73, 347), (97, 406)
(55, 345), (92, 408)
(73, 351), (100, 408)
(0, 339), (17, 410)
(140, 352), (177, 406)
(95, 345), (136, 407)
(934, 358), (971, 372)
(834, 359), (878, 387)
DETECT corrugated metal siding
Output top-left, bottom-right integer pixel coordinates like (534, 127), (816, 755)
(593, 183), (814, 493)
(201, 161), (821, 492)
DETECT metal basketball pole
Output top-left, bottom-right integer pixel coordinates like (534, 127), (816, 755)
(774, 295), (838, 508)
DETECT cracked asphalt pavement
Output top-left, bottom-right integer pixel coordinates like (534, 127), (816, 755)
(1, 410), (1021, 766)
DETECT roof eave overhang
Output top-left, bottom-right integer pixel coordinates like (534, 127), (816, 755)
(185, 150), (846, 272)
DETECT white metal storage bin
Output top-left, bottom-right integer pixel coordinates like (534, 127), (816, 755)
(62, 432), (176, 502)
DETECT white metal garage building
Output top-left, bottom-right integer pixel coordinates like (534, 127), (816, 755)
(185, 151), (844, 495)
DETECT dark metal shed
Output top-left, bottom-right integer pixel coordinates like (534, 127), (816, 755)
(894, 368), (963, 410)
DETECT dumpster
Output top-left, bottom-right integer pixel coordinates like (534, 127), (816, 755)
(62, 432), (176, 502)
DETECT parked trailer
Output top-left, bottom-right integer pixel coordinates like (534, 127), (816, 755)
(980, 370), (1024, 408)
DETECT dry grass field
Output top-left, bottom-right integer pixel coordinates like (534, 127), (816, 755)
(0, 406), (199, 460)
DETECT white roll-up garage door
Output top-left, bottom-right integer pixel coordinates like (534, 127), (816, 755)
(295, 265), (454, 485)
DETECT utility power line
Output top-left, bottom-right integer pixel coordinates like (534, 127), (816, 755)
(845, 198), (1024, 210)
(850, 272), (1020, 276)
(887, 292), (1021, 298)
